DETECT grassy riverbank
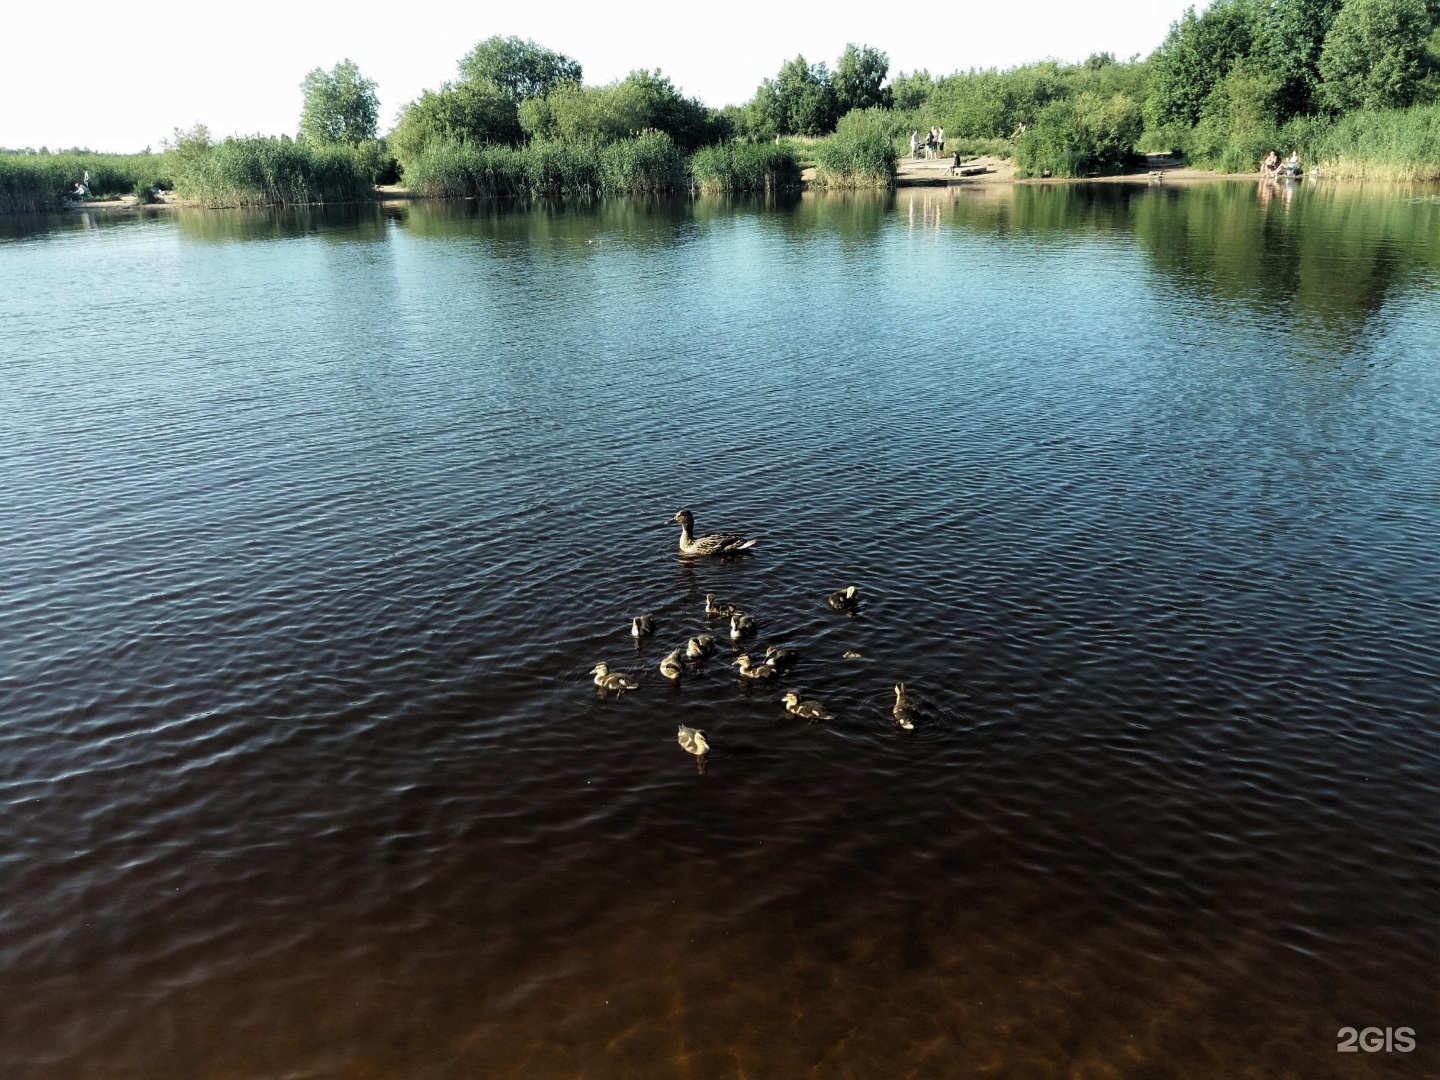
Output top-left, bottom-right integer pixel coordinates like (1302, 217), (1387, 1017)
(0, 151), (169, 214)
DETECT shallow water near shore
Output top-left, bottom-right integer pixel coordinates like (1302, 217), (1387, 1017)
(2, 183), (1438, 1078)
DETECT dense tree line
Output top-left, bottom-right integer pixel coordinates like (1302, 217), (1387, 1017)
(292, 3), (1440, 184)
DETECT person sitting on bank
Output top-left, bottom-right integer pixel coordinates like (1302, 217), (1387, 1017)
(1262, 150), (1279, 174)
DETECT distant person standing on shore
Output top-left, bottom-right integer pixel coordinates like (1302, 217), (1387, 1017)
(938, 127), (945, 155)
(910, 130), (919, 159)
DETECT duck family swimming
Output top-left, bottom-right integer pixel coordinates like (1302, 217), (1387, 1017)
(587, 507), (925, 763)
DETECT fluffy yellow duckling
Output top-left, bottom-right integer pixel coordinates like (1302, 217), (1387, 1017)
(781, 691), (833, 723)
(729, 612), (756, 640)
(660, 648), (685, 680)
(732, 654), (775, 679)
(686, 634), (717, 659)
(677, 724), (710, 756)
(704, 593), (745, 618)
(827, 585), (859, 610)
(892, 683), (915, 729)
(590, 662), (638, 693)
(672, 508), (758, 557)
(764, 645), (798, 673)
(631, 614), (657, 638)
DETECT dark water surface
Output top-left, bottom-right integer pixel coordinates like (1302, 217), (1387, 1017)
(3, 184), (1438, 1079)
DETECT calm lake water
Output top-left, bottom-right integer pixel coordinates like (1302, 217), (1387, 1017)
(2, 183), (1438, 1079)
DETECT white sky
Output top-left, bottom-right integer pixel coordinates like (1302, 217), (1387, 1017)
(1, 1), (1194, 153)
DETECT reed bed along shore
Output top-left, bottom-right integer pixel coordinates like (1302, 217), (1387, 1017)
(400, 132), (686, 198)
(0, 152), (169, 214)
(810, 132), (898, 189)
(689, 142), (802, 193)
(1281, 103), (1440, 182)
(170, 136), (372, 207)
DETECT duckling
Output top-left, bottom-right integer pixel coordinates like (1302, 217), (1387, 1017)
(733, 654), (775, 679)
(764, 645), (798, 673)
(659, 648), (685, 680)
(781, 691), (833, 723)
(704, 593), (745, 619)
(729, 612), (756, 640)
(892, 682), (915, 729)
(685, 634), (717, 659)
(841, 650), (863, 659)
(677, 724), (710, 756)
(631, 614), (657, 638)
(590, 662), (638, 693)
(672, 508), (758, 557)
(827, 585), (859, 610)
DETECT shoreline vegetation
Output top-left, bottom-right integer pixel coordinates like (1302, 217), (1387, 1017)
(6, 1), (1440, 214)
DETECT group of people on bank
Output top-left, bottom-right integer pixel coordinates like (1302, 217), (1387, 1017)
(911, 127), (945, 159)
(1262, 149), (1301, 178)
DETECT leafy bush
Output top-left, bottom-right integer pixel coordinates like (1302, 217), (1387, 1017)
(811, 131), (897, 188)
(1014, 92), (1143, 177)
(390, 80), (523, 167)
(688, 141), (802, 192)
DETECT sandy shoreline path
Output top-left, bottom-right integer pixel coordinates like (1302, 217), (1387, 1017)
(894, 152), (1226, 188)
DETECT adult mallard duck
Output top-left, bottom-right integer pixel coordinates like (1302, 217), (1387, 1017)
(686, 634), (717, 659)
(764, 645), (798, 673)
(631, 614), (657, 638)
(733, 654), (774, 679)
(729, 612), (756, 640)
(704, 593), (745, 619)
(660, 648), (685, 680)
(892, 682), (915, 729)
(827, 585), (859, 611)
(677, 724), (710, 756)
(782, 691), (832, 723)
(591, 662), (638, 693)
(672, 509), (757, 557)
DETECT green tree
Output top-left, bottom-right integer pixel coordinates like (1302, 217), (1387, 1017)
(834, 44), (892, 112)
(389, 80), (522, 163)
(1146, 0), (1264, 128)
(771, 55), (839, 135)
(889, 69), (933, 111)
(1259, 0), (1345, 119)
(619, 70), (720, 148)
(1319, 0), (1433, 110)
(299, 59), (379, 145)
(457, 36), (582, 102)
